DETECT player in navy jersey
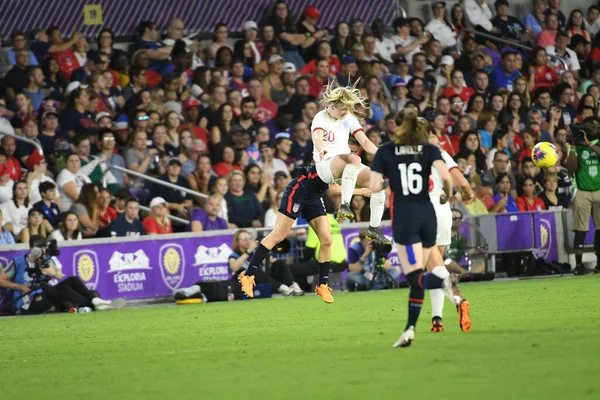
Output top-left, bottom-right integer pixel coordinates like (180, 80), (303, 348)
(238, 164), (336, 303)
(369, 110), (456, 348)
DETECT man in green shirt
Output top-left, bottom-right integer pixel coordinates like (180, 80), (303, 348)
(566, 131), (600, 275)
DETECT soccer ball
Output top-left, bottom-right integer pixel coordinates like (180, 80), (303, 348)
(532, 142), (559, 169)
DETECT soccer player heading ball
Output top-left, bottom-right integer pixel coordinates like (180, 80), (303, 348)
(311, 80), (390, 245)
(368, 109), (456, 348)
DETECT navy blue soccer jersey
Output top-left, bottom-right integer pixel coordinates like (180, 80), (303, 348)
(371, 142), (443, 205)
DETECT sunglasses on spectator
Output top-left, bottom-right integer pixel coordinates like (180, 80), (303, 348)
(137, 115), (150, 121)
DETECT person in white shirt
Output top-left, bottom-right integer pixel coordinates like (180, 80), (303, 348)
(163, 18), (204, 69)
(311, 81), (389, 244)
(425, 1), (457, 50)
(546, 30), (580, 78)
(463, 0), (496, 34)
(392, 17), (429, 65)
(371, 19), (396, 65)
(257, 141), (289, 181)
(426, 134), (474, 333)
(584, 5), (600, 37)
(25, 151), (55, 205)
(0, 180), (31, 235)
(56, 153), (91, 212)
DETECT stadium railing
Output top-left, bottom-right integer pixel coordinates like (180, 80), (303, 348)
(0, 129), (45, 156)
(457, 28), (570, 71)
(102, 165), (208, 200)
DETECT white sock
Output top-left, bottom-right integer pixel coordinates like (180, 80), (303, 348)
(179, 285), (201, 296)
(341, 164), (360, 205)
(369, 190), (386, 228)
(431, 266), (454, 302)
(430, 289), (445, 318)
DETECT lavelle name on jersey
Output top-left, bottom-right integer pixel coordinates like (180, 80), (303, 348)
(395, 145), (423, 155)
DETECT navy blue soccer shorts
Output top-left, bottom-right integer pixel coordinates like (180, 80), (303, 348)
(278, 171), (328, 223)
(392, 201), (437, 248)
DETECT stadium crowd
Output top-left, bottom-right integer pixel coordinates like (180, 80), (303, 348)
(0, 0), (599, 277)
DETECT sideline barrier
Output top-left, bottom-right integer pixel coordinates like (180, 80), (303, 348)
(0, 223), (399, 301)
(0, 211), (593, 300)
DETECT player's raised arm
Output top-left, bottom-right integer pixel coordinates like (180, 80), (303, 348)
(354, 129), (379, 155)
(312, 127), (327, 160)
(433, 159), (453, 204)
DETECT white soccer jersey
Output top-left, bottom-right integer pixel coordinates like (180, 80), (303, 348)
(429, 150), (458, 204)
(311, 109), (362, 163)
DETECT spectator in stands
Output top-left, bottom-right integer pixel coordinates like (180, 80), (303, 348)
(134, 21), (174, 74)
(41, 58), (66, 101)
(243, 164), (272, 211)
(25, 151), (52, 205)
(8, 30), (37, 66)
(539, 173), (569, 210)
(524, 0), (547, 42)
(208, 23), (233, 63)
(98, 187), (117, 229)
(476, 110), (498, 152)
(491, 0), (526, 42)
(187, 153), (216, 197)
(70, 183), (99, 237)
(188, 194), (228, 232)
(33, 181), (61, 228)
(426, 1), (457, 50)
(528, 47), (560, 93)
(489, 173), (519, 213)
(537, 13), (559, 47)
(122, 65), (147, 102)
(143, 196), (173, 235)
(297, 5), (328, 63)
(210, 103), (235, 148)
(225, 170), (263, 228)
(483, 149), (517, 193)
(545, 0), (566, 29)
(269, 1), (306, 69)
(330, 21), (352, 59)
(18, 208), (48, 244)
(0, 209), (15, 244)
(464, 0), (498, 37)
(1, 181), (31, 236)
(516, 176), (546, 211)
(258, 140), (288, 178)
(459, 130), (488, 173)
(71, 50), (106, 83)
(392, 17), (427, 65)
(213, 146), (241, 177)
(461, 175), (489, 216)
(109, 197), (145, 237)
(49, 211), (82, 242)
(5, 49), (30, 101)
(112, 187), (130, 216)
(487, 131), (511, 169)
(585, 5), (600, 35)
(97, 28), (116, 58)
(22, 66), (45, 111)
(1, 136), (23, 181)
(150, 157), (193, 219)
(290, 120), (313, 167)
(491, 50), (521, 92)
(547, 30), (580, 78)
(56, 153), (91, 212)
(98, 129), (128, 193)
(262, 55), (290, 107)
(62, 85), (96, 139)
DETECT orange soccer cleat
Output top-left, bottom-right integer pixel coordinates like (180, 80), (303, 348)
(457, 300), (471, 332)
(315, 283), (334, 303)
(238, 271), (255, 298)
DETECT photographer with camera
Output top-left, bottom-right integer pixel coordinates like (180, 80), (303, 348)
(565, 123), (600, 275)
(345, 228), (400, 291)
(0, 235), (124, 314)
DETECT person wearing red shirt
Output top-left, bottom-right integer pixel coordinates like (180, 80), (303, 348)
(516, 176), (546, 211)
(425, 108), (455, 156)
(308, 58), (330, 98)
(98, 188), (117, 228)
(143, 197), (173, 235)
(181, 98), (209, 149)
(299, 41), (341, 76)
(442, 69), (475, 104)
(247, 78), (278, 123)
(212, 146), (242, 177)
(528, 47), (559, 92)
(0, 136), (22, 181)
(516, 131), (537, 163)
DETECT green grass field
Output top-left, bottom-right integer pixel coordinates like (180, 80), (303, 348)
(3, 277), (600, 400)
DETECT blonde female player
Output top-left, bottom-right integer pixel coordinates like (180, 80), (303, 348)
(427, 134), (473, 333)
(368, 110), (455, 348)
(311, 80), (389, 244)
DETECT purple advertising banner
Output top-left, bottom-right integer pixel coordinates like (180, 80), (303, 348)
(0, 233), (236, 300)
(532, 212), (559, 262)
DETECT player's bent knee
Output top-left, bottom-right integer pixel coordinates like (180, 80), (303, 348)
(431, 266), (449, 279)
(318, 234), (333, 248)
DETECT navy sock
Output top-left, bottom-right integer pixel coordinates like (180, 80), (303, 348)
(317, 262), (330, 285)
(406, 286), (424, 330)
(245, 243), (270, 276)
(406, 269), (444, 290)
(576, 253), (583, 266)
(595, 230), (600, 261)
